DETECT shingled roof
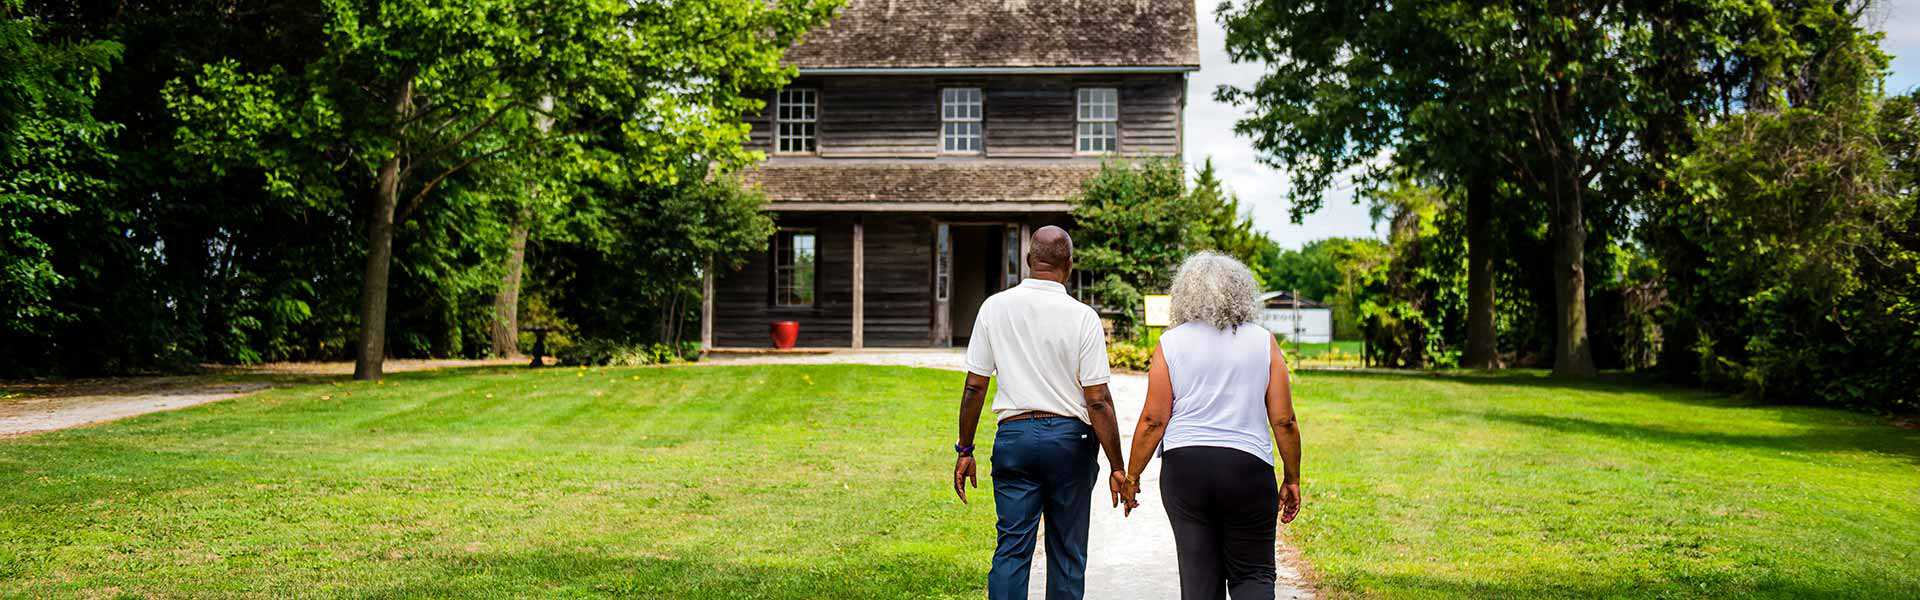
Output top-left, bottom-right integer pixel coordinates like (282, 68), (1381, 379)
(784, 0), (1200, 70)
(740, 161), (1100, 209)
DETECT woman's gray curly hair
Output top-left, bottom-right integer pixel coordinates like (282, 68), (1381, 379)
(1168, 252), (1261, 331)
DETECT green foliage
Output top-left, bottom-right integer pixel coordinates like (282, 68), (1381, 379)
(1648, 4), (1915, 411)
(1256, 237), (1382, 340)
(556, 339), (700, 367)
(535, 177), (774, 345)
(1071, 158), (1272, 336)
(154, 0), (835, 377)
(0, 0), (833, 376)
(1664, 101), (1915, 409)
(0, 5), (121, 372)
(1106, 341), (1151, 372)
(1350, 181), (1466, 368)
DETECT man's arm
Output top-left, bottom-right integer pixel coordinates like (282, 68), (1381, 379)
(1082, 383), (1129, 511)
(953, 372), (991, 504)
(1266, 336), (1303, 523)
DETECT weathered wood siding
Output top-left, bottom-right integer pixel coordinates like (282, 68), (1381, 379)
(745, 74), (1185, 158)
(712, 214), (936, 348)
(713, 215), (851, 347)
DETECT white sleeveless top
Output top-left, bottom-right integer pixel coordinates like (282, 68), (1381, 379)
(1159, 322), (1276, 464)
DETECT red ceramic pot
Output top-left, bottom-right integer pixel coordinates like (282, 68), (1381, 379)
(771, 321), (800, 349)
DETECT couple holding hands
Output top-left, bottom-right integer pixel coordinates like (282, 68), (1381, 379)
(952, 226), (1305, 600)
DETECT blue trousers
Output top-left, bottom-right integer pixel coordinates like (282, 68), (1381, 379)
(988, 417), (1099, 600)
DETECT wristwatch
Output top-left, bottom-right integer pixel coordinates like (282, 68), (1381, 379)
(955, 443), (975, 457)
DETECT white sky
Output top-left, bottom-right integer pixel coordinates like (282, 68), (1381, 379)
(1184, 0), (1920, 249)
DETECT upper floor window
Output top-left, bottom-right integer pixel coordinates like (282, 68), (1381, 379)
(942, 88), (983, 153)
(776, 89), (817, 154)
(1076, 88), (1118, 153)
(774, 229), (817, 306)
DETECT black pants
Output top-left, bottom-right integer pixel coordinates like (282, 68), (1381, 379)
(1161, 446), (1279, 600)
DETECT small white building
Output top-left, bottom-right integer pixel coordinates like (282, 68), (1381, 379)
(1257, 291), (1333, 343)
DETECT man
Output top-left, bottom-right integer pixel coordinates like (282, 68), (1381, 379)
(953, 226), (1133, 600)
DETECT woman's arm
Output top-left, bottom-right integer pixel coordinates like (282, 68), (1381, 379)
(1123, 343), (1174, 516)
(1267, 336), (1304, 523)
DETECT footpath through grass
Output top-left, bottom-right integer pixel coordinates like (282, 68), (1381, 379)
(1, 365), (1915, 598)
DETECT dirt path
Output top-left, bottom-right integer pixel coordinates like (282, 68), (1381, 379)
(0, 358), (522, 438)
(701, 350), (1315, 599)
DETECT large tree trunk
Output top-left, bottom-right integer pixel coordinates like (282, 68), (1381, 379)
(1463, 172), (1499, 369)
(1548, 160), (1597, 378)
(488, 96), (552, 358)
(489, 205), (531, 357)
(353, 153), (401, 380)
(353, 76), (414, 381)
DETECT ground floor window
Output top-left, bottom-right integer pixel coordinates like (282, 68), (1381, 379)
(774, 230), (816, 306)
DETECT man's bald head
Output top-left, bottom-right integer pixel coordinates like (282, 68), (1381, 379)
(1027, 226), (1073, 280)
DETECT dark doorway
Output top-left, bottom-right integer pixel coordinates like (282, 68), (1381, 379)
(948, 225), (1004, 344)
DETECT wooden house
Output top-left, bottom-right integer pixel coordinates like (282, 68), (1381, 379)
(702, 0), (1199, 349)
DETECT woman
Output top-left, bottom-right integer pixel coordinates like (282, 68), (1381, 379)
(1124, 252), (1303, 600)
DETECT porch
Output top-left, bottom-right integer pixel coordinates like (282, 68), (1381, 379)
(701, 211), (1084, 350)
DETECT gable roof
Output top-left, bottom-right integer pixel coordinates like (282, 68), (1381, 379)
(784, 0), (1200, 71)
(1260, 291), (1329, 310)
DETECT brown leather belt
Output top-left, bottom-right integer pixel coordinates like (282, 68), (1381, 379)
(1002, 411), (1073, 423)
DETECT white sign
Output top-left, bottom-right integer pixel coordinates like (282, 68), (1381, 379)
(1143, 295), (1172, 327)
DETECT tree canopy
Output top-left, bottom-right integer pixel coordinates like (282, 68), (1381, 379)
(164, 0), (836, 378)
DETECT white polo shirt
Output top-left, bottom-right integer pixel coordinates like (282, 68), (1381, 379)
(964, 278), (1112, 424)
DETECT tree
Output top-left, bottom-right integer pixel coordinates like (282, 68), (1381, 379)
(1655, 2), (1917, 410)
(489, 97), (555, 358)
(1350, 180), (1466, 368)
(1073, 158), (1276, 336)
(533, 175), (774, 346)
(166, 0), (836, 379)
(1187, 158), (1268, 268)
(1218, 0), (1745, 376)
(0, 2), (120, 374)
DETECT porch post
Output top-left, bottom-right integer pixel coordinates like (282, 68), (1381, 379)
(852, 219), (865, 349)
(1020, 223), (1033, 279)
(700, 255), (714, 350)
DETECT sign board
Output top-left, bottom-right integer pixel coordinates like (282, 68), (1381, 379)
(1143, 295), (1172, 327)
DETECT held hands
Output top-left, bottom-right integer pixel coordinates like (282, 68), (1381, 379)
(1279, 481), (1303, 524)
(1110, 470), (1140, 516)
(953, 455), (978, 504)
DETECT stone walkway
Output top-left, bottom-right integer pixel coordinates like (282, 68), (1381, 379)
(703, 350), (1314, 599)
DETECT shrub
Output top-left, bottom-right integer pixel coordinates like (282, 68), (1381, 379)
(557, 339), (650, 367)
(1108, 341), (1152, 372)
(557, 339), (706, 367)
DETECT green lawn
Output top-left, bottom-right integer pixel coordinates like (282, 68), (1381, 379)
(1294, 371), (1920, 598)
(0, 365), (994, 598)
(1285, 340), (1364, 358)
(2, 365), (1916, 598)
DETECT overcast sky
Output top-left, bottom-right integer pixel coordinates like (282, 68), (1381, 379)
(1184, 0), (1920, 249)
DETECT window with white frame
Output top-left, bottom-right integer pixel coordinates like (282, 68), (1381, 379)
(941, 88), (983, 153)
(776, 88), (817, 154)
(774, 230), (816, 306)
(1076, 88), (1118, 153)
